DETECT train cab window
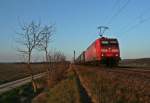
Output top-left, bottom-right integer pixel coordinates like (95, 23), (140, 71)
(101, 41), (109, 46)
(101, 40), (118, 47)
(110, 41), (117, 44)
(110, 40), (118, 46)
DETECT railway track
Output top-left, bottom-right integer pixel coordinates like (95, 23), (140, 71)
(76, 65), (150, 80)
(99, 66), (150, 81)
(110, 66), (150, 73)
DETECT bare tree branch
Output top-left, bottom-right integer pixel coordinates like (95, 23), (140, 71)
(16, 20), (46, 93)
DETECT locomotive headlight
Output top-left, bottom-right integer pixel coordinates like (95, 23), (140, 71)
(101, 49), (108, 52)
(112, 49), (119, 52)
(115, 54), (118, 56)
(101, 53), (104, 56)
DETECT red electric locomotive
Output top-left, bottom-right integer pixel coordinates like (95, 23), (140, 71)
(76, 37), (120, 66)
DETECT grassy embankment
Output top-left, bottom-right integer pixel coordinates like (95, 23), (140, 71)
(32, 65), (91, 103)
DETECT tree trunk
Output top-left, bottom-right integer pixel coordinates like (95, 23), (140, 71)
(28, 52), (37, 93)
(45, 48), (51, 86)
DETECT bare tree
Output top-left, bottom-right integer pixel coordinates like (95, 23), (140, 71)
(52, 51), (66, 62)
(47, 50), (66, 83)
(16, 21), (44, 92)
(38, 24), (55, 86)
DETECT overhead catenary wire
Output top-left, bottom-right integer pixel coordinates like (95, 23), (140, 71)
(100, 0), (122, 37)
(112, 0), (121, 10)
(106, 0), (131, 25)
(103, 0), (150, 39)
(114, 6), (150, 37)
(103, 0), (121, 25)
(119, 6), (150, 31)
(123, 16), (150, 34)
(100, 0), (131, 37)
(99, 0), (150, 39)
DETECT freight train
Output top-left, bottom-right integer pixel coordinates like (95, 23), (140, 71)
(76, 37), (120, 67)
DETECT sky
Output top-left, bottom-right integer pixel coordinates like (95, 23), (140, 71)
(0, 0), (150, 62)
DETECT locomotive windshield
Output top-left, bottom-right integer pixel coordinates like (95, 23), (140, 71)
(101, 41), (109, 46)
(101, 40), (118, 47)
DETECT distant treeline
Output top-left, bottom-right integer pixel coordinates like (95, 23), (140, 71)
(0, 61), (70, 64)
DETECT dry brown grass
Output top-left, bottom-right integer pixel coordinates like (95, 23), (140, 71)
(0, 62), (70, 85)
(76, 65), (150, 103)
(32, 66), (81, 103)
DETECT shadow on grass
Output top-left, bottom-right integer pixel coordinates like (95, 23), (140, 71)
(0, 83), (43, 103)
(74, 72), (92, 103)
